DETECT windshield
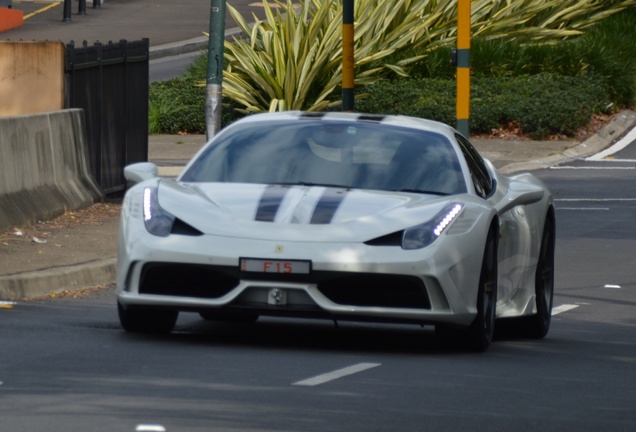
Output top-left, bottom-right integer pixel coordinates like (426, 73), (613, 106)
(181, 119), (467, 195)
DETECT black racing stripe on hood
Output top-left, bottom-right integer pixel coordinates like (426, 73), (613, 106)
(310, 188), (348, 224)
(255, 185), (289, 222)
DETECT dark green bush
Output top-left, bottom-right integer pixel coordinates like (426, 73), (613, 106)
(410, 7), (636, 107)
(149, 78), (244, 134)
(575, 6), (636, 106)
(149, 78), (206, 134)
(355, 79), (456, 125)
(357, 73), (612, 139)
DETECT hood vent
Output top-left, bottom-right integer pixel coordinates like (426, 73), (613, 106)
(171, 218), (203, 236)
(364, 230), (403, 247)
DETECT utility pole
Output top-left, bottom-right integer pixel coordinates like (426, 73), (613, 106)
(342, 0), (354, 111)
(456, 0), (471, 137)
(206, 0), (226, 140)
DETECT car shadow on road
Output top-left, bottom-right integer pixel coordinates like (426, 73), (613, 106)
(117, 314), (526, 355)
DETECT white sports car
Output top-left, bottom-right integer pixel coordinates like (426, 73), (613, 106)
(117, 111), (555, 351)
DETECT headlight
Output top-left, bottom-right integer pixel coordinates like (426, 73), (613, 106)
(402, 203), (463, 250)
(143, 186), (175, 237)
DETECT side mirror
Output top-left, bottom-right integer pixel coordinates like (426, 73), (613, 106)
(124, 162), (158, 184)
(496, 181), (545, 214)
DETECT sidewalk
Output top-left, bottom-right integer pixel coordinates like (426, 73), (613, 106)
(1, 0), (636, 300)
(2, 0), (252, 58)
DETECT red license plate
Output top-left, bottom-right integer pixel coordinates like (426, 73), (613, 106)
(240, 258), (311, 274)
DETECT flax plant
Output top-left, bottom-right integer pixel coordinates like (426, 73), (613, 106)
(220, 0), (635, 113)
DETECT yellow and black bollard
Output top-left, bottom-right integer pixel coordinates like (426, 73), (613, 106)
(456, 0), (471, 138)
(342, 0), (354, 112)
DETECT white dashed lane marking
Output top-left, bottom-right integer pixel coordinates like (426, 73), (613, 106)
(293, 363), (381, 387)
(552, 304), (580, 315)
(550, 166), (634, 170)
(136, 425), (166, 432)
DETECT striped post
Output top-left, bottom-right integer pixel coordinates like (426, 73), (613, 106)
(342, 0), (354, 111)
(456, 0), (471, 138)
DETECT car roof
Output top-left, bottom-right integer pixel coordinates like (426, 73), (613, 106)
(231, 111), (459, 141)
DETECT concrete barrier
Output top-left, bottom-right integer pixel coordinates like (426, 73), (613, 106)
(0, 109), (103, 233)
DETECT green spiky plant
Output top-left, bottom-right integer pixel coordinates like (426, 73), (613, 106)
(217, 0), (635, 113)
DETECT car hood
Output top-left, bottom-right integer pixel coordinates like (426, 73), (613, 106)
(156, 180), (461, 242)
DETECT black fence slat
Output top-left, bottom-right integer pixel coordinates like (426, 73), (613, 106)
(64, 39), (149, 194)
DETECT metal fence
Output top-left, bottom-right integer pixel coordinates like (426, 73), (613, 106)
(65, 38), (149, 194)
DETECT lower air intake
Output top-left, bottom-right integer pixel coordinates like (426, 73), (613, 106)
(317, 274), (430, 309)
(139, 263), (239, 298)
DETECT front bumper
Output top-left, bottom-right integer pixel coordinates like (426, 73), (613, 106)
(117, 223), (483, 327)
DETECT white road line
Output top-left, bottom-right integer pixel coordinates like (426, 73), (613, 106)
(550, 166), (634, 170)
(586, 126), (636, 161)
(557, 208), (609, 211)
(136, 426), (166, 432)
(552, 304), (580, 316)
(604, 284), (622, 289)
(293, 363), (381, 387)
(585, 159), (636, 163)
(555, 198), (636, 202)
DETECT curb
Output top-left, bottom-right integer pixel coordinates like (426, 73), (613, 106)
(499, 110), (636, 174)
(149, 27), (244, 60)
(0, 259), (116, 300)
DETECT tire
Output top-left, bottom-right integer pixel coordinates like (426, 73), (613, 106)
(521, 216), (555, 338)
(199, 310), (259, 323)
(435, 227), (498, 352)
(465, 227), (499, 352)
(118, 301), (178, 334)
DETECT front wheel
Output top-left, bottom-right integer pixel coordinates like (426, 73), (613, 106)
(465, 227), (499, 351)
(436, 227), (498, 352)
(118, 302), (178, 334)
(521, 216), (555, 338)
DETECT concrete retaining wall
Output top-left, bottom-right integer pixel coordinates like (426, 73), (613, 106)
(0, 109), (103, 233)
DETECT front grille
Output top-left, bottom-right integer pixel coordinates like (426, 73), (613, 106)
(318, 274), (430, 309)
(139, 263), (239, 298)
(138, 263), (429, 309)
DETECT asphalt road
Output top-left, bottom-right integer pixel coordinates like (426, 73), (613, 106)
(1, 137), (635, 432)
(150, 50), (203, 82)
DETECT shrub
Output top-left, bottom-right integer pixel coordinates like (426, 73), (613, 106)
(412, 7), (636, 106)
(357, 73), (612, 138)
(148, 78), (206, 134)
(148, 4), (635, 135)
